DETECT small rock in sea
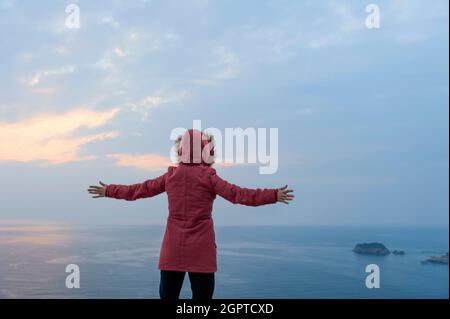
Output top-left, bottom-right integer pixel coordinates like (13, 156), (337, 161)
(353, 243), (391, 255)
(392, 250), (405, 256)
(422, 252), (449, 265)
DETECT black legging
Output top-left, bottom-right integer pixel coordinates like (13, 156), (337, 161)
(159, 270), (215, 300)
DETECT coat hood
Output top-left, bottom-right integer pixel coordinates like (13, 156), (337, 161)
(178, 129), (214, 165)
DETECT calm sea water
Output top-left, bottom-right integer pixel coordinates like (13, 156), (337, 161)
(0, 224), (448, 299)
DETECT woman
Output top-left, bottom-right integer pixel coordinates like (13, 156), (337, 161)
(87, 129), (294, 300)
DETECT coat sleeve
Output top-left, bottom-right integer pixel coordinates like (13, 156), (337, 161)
(105, 173), (167, 201)
(209, 169), (278, 206)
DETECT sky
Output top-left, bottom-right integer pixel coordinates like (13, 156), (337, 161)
(0, 0), (448, 226)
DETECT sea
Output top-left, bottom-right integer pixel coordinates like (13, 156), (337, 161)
(0, 224), (448, 299)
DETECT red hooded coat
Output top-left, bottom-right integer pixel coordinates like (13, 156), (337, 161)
(105, 129), (278, 273)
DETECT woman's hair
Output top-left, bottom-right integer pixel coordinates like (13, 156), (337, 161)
(175, 131), (215, 166)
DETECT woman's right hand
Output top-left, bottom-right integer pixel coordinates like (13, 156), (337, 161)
(88, 181), (108, 198)
(277, 185), (294, 204)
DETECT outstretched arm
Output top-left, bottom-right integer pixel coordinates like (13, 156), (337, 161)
(210, 171), (294, 206)
(87, 174), (167, 201)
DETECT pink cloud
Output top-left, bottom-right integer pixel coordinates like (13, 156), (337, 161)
(107, 153), (173, 171)
(107, 153), (242, 171)
(0, 107), (120, 164)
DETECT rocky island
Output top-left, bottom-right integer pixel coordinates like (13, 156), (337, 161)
(353, 243), (391, 255)
(422, 253), (449, 265)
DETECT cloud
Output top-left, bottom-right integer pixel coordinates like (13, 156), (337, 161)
(213, 159), (243, 168)
(214, 46), (239, 80)
(123, 29), (180, 54)
(93, 58), (116, 71)
(114, 47), (127, 57)
(125, 90), (190, 120)
(332, 3), (364, 33)
(97, 15), (120, 28)
(107, 153), (173, 171)
(196, 47), (240, 85)
(133, 91), (189, 108)
(31, 87), (57, 95)
(28, 65), (75, 86)
(107, 153), (243, 171)
(93, 46), (130, 72)
(0, 108), (120, 164)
